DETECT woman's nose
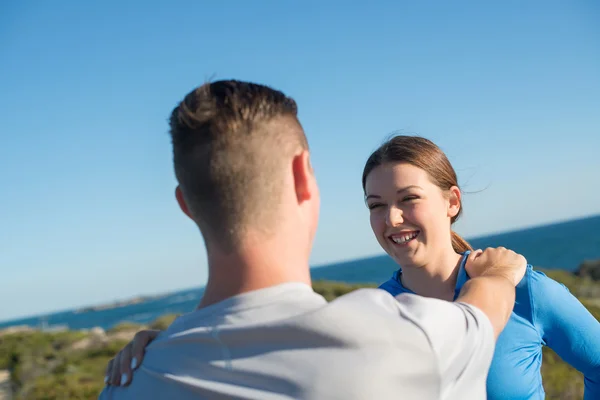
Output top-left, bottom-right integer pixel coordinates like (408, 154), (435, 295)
(385, 206), (403, 227)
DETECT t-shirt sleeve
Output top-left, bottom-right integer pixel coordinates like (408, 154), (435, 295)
(392, 293), (496, 397)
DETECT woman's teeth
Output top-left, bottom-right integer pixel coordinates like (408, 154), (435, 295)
(391, 231), (419, 244)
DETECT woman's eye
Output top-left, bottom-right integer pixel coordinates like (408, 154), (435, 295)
(402, 195), (419, 202)
(368, 203), (383, 210)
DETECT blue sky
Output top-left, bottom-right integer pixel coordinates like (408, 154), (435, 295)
(1, 0), (599, 322)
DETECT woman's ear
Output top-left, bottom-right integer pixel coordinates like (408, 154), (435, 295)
(447, 186), (461, 218)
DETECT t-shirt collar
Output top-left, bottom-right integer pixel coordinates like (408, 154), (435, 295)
(393, 250), (472, 300)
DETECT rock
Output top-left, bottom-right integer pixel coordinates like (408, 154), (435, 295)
(575, 259), (600, 281)
(0, 369), (12, 400)
(0, 325), (34, 337)
(108, 331), (138, 343)
(89, 327), (107, 341)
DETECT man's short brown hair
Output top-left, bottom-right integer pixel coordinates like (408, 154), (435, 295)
(170, 80), (308, 249)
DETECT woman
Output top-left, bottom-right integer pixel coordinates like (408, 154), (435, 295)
(105, 135), (600, 400)
(363, 136), (600, 399)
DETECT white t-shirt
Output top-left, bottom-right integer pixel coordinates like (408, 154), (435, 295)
(99, 282), (494, 400)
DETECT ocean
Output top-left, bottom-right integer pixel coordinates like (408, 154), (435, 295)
(2, 214), (599, 332)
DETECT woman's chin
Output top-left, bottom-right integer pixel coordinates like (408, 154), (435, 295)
(390, 253), (414, 268)
(390, 248), (425, 269)
(381, 240), (423, 267)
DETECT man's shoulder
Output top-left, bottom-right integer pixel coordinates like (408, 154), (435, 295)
(324, 287), (454, 324)
(334, 289), (496, 360)
(328, 287), (465, 323)
(306, 288), (436, 344)
(326, 287), (406, 315)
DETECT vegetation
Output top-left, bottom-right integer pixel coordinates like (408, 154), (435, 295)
(0, 264), (598, 399)
(106, 322), (142, 335)
(536, 268), (600, 399)
(312, 280), (377, 301)
(148, 314), (178, 331)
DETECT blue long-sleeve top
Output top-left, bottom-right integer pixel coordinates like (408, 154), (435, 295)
(379, 251), (600, 400)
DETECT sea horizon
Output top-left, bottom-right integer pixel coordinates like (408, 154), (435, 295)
(2, 212), (599, 329)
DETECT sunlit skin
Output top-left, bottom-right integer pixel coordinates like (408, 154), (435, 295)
(364, 162), (464, 301)
(176, 148), (320, 311)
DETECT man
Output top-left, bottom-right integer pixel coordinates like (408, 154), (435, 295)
(100, 80), (526, 399)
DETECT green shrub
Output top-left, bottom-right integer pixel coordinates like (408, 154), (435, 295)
(149, 314), (178, 330)
(107, 321), (143, 334)
(312, 280), (377, 301)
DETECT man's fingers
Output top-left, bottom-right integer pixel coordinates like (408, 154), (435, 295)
(102, 330), (161, 388)
(131, 330), (160, 371)
(110, 350), (122, 386)
(465, 249), (484, 277)
(105, 358), (114, 385)
(119, 343), (134, 386)
(468, 249), (483, 262)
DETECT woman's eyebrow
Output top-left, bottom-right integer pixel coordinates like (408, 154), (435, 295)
(366, 185), (423, 200)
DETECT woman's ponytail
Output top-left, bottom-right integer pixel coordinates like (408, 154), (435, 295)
(451, 230), (472, 253)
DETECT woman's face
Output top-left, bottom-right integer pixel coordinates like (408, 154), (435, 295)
(364, 162), (460, 268)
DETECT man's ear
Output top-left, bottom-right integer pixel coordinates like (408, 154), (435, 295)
(447, 186), (461, 218)
(175, 186), (194, 219)
(291, 150), (315, 203)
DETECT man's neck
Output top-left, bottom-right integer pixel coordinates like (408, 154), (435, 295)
(197, 238), (312, 310)
(400, 247), (463, 301)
